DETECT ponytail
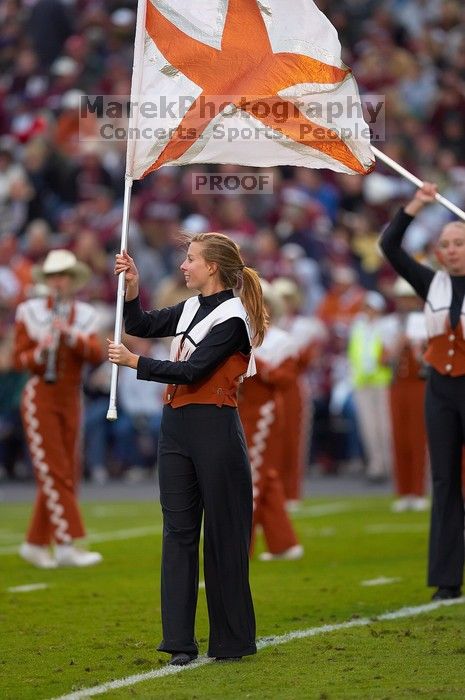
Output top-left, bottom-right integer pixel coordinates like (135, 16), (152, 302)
(186, 231), (268, 347)
(240, 266), (268, 347)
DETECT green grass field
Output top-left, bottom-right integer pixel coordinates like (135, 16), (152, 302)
(1, 496), (465, 700)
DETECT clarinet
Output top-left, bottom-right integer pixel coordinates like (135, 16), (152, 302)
(44, 296), (67, 384)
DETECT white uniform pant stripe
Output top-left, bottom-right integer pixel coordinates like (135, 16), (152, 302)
(249, 400), (275, 511)
(23, 377), (72, 543)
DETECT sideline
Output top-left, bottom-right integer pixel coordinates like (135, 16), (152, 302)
(52, 597), (465, 700)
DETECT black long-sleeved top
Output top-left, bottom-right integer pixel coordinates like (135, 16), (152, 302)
(380, 208), (465, 328)
(123, 289), (250, 384)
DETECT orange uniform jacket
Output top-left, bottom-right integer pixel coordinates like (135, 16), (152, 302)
(239, 326), (300, 555)
(14, 296), (103, 545)
(390, 339), (427, 497)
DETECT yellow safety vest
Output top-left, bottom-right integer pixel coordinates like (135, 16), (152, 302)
(348, 322), (392, 388)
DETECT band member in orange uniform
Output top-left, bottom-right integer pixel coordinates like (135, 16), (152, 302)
(14, 250), (104, 569)
(272, 277), (327, 507)
(109, 235), (267, 666)
(388, 277), (428, 512)
(239, 282), (303, 561)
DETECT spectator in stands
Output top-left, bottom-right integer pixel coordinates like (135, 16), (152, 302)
(0, 0), (464, 498)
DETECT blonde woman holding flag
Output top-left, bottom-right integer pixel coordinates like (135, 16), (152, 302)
(109, 234), (267, 666)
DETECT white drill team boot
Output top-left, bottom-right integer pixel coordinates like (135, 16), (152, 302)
(55, 545), (103, 567)
(259, 544), (304, 561)
(19, 543), (57, 569)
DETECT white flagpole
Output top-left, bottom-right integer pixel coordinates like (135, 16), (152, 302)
(372, 145), (465, 222)
(107, 0), (147, 421)
(106, 177), (132, 421)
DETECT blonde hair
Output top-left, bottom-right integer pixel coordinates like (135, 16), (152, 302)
(440, 221), (465, 239)
(185, 231), (268, 347)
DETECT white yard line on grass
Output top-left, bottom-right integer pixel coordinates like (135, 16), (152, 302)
(365, 524), (427, 535)
(0, 520), (427, 556)
(361, 577), (402, 587)
(0, 526), (162, 556)
(292, 502), (352, 518)
(7, 583), (49, 593)
(86, 526), (162, 544)
(0, 532), (24, 542)
(51, 597), (465, 700)
(88, 505), (158, 518)
(298, 526), (337, 537)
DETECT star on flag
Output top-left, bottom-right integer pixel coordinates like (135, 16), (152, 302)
(127, 0), (375, 179)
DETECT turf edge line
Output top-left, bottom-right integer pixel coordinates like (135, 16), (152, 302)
(50, 597), (465, 700)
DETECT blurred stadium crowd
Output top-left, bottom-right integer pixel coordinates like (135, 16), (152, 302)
(1, 0), (464, 484)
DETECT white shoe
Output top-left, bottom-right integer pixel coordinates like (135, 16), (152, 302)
(410, 496), (429, 512)
(19, 542), (57, 569)
(391, 497), (411, 513)
(259, 544), (304, 561)
(55, 545), (103, 567)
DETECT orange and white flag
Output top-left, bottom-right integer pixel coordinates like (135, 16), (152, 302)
(128, 0), (375, 179)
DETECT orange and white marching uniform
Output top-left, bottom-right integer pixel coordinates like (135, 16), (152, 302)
(14, 296), (103, 545)
(279, 315), (327, 503)
(239, 326), (301, 557)
(389, 311), (428, 505)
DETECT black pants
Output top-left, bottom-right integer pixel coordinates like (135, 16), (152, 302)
(425, 369), (465, 587)
(156, 404), (256, 658)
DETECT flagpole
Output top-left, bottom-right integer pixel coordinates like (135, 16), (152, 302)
(371, 146), (465, 222)
(106, 176), (132, 421)
(106, 0), (147, 421)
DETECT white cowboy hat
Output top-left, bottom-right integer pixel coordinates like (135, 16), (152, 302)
(32, 249), (91, 291)
(392, 277), (416, 297)
(260, 279), (285, 320)
(271, 277), (301, 303)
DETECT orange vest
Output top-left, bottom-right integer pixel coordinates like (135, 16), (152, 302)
(163, 352), (250, 408)
(424, 271), (465, 376)
(424, 323), (465, 376)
